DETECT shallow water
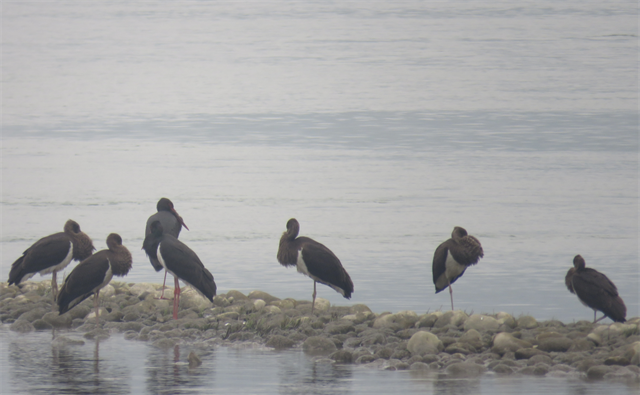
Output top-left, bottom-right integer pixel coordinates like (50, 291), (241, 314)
(1, 1), (638, 393)
(1, 330), (638, 395)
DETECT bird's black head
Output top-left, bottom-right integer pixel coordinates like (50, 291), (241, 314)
(452, 226), (468, 238)
(106, 233), (123, 248)
(64, 219), (82, 234)
(573, 255), (586, 270)
(156, 198), (174, 212)
(285, 218), (300, 239)
(150, 220), (165, 236)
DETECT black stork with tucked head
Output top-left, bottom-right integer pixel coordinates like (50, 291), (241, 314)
(432, 226), (484, 311)
(277, 218), (354, 313)
(143, 220), (216, 319)
(145, 198), (189, 299)
(8, 219), (95, 300)
(57, 233), (132, 322)
(565, 254), (626, 323)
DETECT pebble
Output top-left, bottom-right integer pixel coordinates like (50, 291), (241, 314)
(1, 280), (639, 384)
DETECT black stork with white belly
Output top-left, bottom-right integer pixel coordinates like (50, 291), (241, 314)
(143, 220), (216, 319)
(432, 226), (484, 311)
(8, 219), (95, 300)
(565, 254), (626, 323)
(277, 218), (354, 313)
(57, 233), (132, 322)
(145, 198), (189, 299)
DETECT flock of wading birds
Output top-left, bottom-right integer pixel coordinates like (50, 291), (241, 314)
(7, 198), (628, 324)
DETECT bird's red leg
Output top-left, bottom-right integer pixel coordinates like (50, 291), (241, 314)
(311, 281), (317, 313)
(94, 290), (100, 325)
(156, 270), (172, 300)
(173, 276), (180, 320)
(51, 271), (58, 301)
(448, 283), (454, 311)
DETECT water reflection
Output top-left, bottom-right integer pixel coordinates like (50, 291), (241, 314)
(277, 353), (353, 394)
(7, 330), (130, 394)
(145, 344), (214, 394)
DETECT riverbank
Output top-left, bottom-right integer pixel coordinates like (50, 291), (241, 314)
(1, 281), (639, 383)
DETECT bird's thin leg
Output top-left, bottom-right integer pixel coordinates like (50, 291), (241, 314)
(594, 314), (607, 324)
(173, 276), (180, 320)
(156, 270), (172, 300)
(448, 283), (454, 311)
(51, 271), (58, 301)
(311, 281), (317, 313)
(94, 290), (100, 325)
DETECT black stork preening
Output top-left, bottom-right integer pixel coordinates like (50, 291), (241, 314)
(277, 218), (354, 313)
(143, 220), (216, 319)
(565, 254), (626, 323)
(145, 198), (189, 299)
(8, 219), (95, 300)
(432, 226), (484, 311)
(57, 233), (132, 322)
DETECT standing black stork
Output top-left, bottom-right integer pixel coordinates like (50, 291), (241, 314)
(432, 226), (484, 311)
(143, 220), (215, 319)
(145, 198), (189, 299)
(277, 218), (354, 313)
(8, 219), (95, 300)
(57, 233), (132, 322)
(565, 254), (626, 323)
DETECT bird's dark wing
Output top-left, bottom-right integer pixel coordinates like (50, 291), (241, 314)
(160, 238), (216, 301)
(142, 231), (164, 272)
(8, 233), (71, 284)
(432, 242), (449, 285)
(146, 212), (181, 238)
(565, 267), (576, 294)
(57, 251), (110, 314)
(450, 236), (483, 266)
(572, 268), (626, 322)
(300, 240), (353, 298)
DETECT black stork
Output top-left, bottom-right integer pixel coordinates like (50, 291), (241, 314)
(8, 219), (95, 300)
(277, 218), (354, 313)
(565, 254), (626, 323)
(142, 220), (216, 319)
(145, 198), (189, 299)
(57, 233), (132, 322)
(432, 226), (484, 311)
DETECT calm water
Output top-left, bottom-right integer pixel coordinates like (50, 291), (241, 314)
(1, 1), (638, 394)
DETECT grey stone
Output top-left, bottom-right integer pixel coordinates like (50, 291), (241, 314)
(604, 356), (630, 366)
(330, 350), (353, 363)
(515, 348), (549, 360)
(527, 354), (553, 366)
(492, 363), (514, 374)
(517, 316), (538, 329)
(187, 351), (202, 368)
(266, 335), (295, 350)
(464, 314), (500, 333)
(303, 336), (337, 355)
(407, 331), (443, 356)
(10, 319), (35, 333)
(445, 362), (486, 377)
(355, 354), (376, 364)
(324, 321), (355, 335)
(416, 313), (440, 328)
(491, 332), (532, 355)
(32, 319), (53, 330)
(247, 290), (280, 303)
(409, 362), (431, 371)
(42, 312), (73, 328)
(569, 339), (595, 352)
(587, 365), (613, 379)
(538, 336), (573, 352)
(17, 307), (47, 323)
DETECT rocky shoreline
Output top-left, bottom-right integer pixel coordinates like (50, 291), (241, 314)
(2, 280), (639, 383)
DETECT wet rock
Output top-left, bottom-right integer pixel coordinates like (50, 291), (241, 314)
(187, 351), (202, 368)
(492, 363), (514, 374)
(407, 331), (443, 356)
(303, 336), (337, 355)
(624, 341), (640, 366)
(496, 312), (517, 328)
(10, 319), (35, 333)
(587, 365), (613, 379)
(42, 311), (73, 328)
(356, 354), (376, 364)
(129, 283), (158, 298)
(17, 307), (47, 323)
(152, 338), (178, 349)
(604, 367), (638, 381)
(266, 335), (295, 350)
(492, 332), (532, 355)
(532, 363), (550, 376)
(445, 342), (473, 355)
(373, 311), (419, 329)
(52, 335), (85, 347)
(434, 311), (468, 328)
(604, 356), (630, 366)
(517, 316), (538, 329)
(416, 312), (441, 328)
(324, 321), (355, 335)
(446, 362), (486, 377)
(247, 290), (280, 303)
(515, 348), (549, 360)
(569, 339), (595, 352)
(410, 361), (431, 371)
(32, 319), (53, 330)
(84, 329), (110, 340)
(252, 299), (266, 311)
(538, 336), (573, 352)
(527, 354), (553, 366)
(464, 314), (500, 333)
(330, 350), (353, 363)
